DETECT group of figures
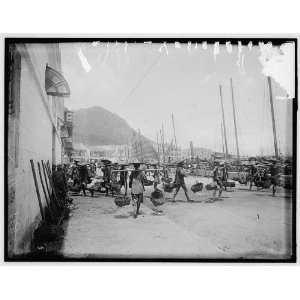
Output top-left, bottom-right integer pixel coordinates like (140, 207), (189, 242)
(50, 158), (289, 219)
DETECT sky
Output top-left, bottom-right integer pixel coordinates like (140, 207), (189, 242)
(60, 41), (295, 156)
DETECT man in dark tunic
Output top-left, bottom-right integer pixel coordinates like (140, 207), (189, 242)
(52, 164), (68, 202)
(220, 163), (229, 191)
(270, 162), (280, 196)
(102, 163), (112, 196)
(248, 164), (257, 191)
(78, 164), (89, 196)
(212, 165), (223, 198)
(172, 161), (192, 202)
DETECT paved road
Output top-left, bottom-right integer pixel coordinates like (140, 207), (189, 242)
(61, 195), (223, 259)
(60, 178), (293, 260)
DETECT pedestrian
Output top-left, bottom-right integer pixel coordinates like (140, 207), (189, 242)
(119, 164), (128, 195)
(52, 164), (68, 202)
(78, 164), (89, 196)
(220, 163), (229, 191)
(129, 163), (145, 218)
(270, 161), (280, 196)
(102, 163), (112, 196)
(172, 161), (192, 202)
(248, 164), (257, 191)
(212, 165), (223, 198)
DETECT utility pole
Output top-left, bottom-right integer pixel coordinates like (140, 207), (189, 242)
(267, 76), (279, 158)
(219, 84), (229, 160)
(230, 78), (240, 163)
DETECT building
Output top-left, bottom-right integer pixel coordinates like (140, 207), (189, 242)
(6, 42), (70, 257)
(62, 109), (73, 161)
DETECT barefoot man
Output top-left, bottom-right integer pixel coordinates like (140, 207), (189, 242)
(172, 161), (193, 202)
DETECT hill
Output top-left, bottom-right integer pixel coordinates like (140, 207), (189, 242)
(72, 106), (158, 160)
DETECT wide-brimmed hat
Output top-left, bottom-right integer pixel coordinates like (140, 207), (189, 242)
(132, 162), (141, 169)
(101, 159), (112, 165)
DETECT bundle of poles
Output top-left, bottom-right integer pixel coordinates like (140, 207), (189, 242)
(30, 159), (66, 226)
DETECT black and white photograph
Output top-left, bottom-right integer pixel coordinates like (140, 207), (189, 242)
(4, 37), (297, 262)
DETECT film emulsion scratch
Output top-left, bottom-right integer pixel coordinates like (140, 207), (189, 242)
(4, 37), (297, 262)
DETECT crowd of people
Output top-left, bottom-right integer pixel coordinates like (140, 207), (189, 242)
(49, 158), (287, 219)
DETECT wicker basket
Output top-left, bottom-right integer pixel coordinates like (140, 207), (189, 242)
(205, 183), (218, 191)
(191, 182), (203, 193)
(111, 182), (121, 193)
(150, 189), (165, 206)
(114, 196), (131, 207)
(163, 183), (175, 193)
(144, 179), (154, 186)
(224, 181), (235, 187)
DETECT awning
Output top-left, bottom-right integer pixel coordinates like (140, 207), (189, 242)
(45, 65), (70, 97)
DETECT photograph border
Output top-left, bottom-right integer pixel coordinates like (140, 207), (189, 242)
(4, 36), (297, 263)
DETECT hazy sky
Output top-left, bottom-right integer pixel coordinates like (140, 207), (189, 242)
(60, 41), (294, 156)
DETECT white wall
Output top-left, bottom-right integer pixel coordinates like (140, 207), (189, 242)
(11, 44), (65, 255)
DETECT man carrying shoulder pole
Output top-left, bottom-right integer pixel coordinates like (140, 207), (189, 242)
(172, 161), (193, 202)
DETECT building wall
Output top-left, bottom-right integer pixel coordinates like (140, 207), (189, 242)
(8, 43), (65, 256)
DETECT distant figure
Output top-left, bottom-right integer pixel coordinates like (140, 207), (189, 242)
(270, 162), (280, 196)
(129, 163), (145, 218)
(78, 164), (89, 196)
(220, 164), (229, 190)
(52, 164), (67, 202)
(119, 165), (128, 195)
(102, 163), (112, 196)
(172, 161), (192, 202)
(212, 165), (223, 198)
(248, 164), (257, 191)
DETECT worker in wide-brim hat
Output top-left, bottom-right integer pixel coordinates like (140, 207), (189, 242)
(102, 162), (112, 196)
(172, 161), (192, 202)
(212, 165), (223, 198)
(119, 164), (128, 195)
(129, 162), (146, 218)
(177, 161), (184, 167)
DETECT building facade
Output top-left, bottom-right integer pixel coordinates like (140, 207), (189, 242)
(7, 42), (70, 257)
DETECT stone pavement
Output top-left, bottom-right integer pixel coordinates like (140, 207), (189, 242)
(60, 194), (223, 259)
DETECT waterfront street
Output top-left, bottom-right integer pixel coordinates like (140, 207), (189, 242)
(60, 177), (293, 259)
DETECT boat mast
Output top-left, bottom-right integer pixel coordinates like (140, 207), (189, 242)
(171, 113), (178, 160)
(267, 76), (279, 158)
(221, 121), (225, 155)
(156, 131), (160, 164)
(230, 78), (240, 163)
(138, 129), (144, 162)
(160, 125), (166, 163)
(133, 133), (139, 161)
(190, 141), (194, 162)
(219, 84), (229, 160)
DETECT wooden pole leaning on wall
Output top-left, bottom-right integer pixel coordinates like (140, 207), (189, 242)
(45, 160), (63, 208)
(30, 160), (45, 221)
(37, 162), (54, 221)
(41, 160), (52, 203)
